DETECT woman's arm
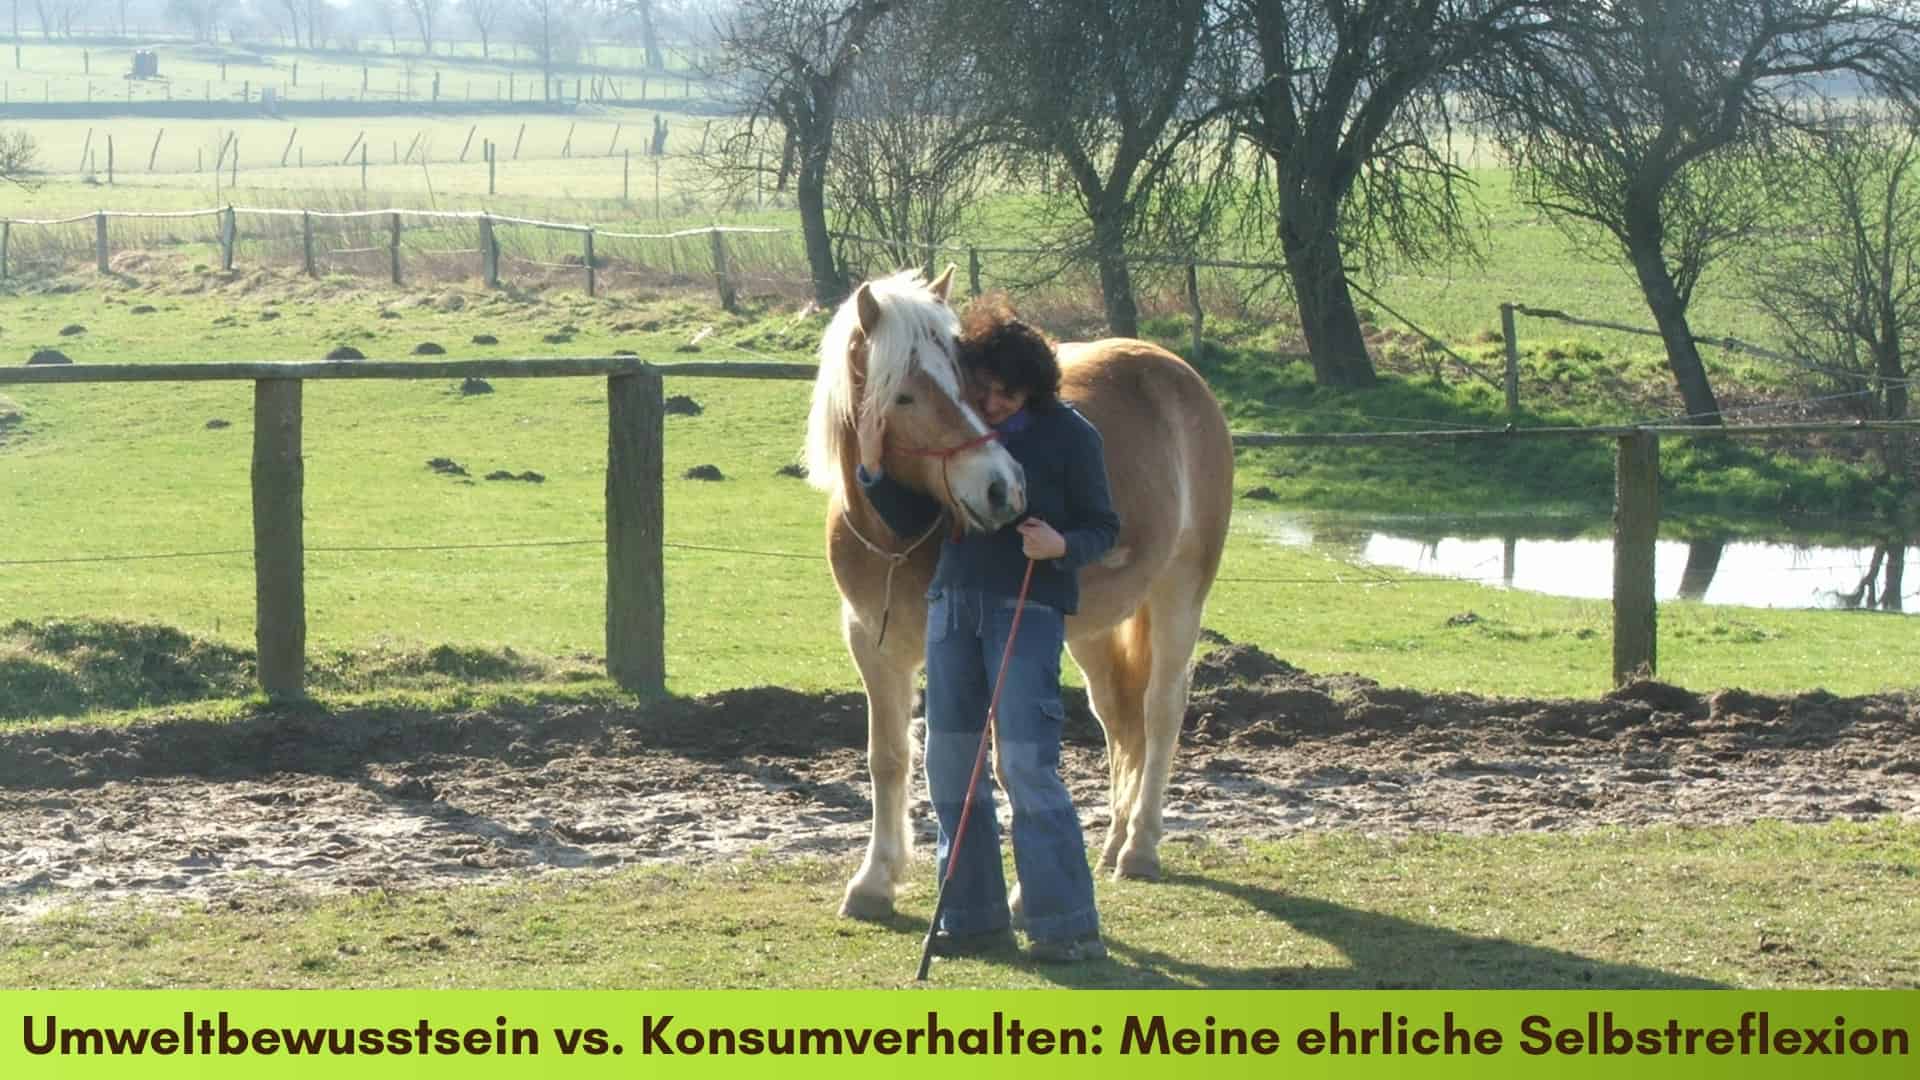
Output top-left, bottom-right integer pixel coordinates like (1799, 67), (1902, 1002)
(1055, 419), (1120, 572)
(857, 465), (943, 538)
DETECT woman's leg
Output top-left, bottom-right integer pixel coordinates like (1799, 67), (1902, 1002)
(982, 598), (1099, 945)
(921, 589), (1010, 935)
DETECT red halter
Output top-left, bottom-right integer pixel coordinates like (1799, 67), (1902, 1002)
(897, 427), (1001, 460)
(890, 428), (1004, 542)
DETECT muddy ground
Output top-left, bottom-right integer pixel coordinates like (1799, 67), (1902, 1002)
(2, 642), (1916, 919)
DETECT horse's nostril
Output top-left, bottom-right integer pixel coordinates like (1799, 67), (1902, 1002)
(987, 479), (1007, 510)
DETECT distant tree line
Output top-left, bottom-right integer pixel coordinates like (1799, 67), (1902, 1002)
(9, 0), (717, 70)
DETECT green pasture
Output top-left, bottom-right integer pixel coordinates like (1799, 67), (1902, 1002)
(0, 40), (710, 110)
(0, 270), (1913, 715)
(5, 822), (1915, 988)
(3, 111), (720, 206)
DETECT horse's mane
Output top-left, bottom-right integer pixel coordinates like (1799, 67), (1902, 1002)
(803, 269), (964, 498)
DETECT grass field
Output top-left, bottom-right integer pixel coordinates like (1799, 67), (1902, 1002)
(0, 268), (1914, 716)
(5, 823), (1915, 988)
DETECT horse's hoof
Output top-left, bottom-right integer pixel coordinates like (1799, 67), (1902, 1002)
(839, 890), (895, 921)
(1114, 849), (1161, 881)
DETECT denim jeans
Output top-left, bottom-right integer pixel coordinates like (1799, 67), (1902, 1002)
(923, 587), (1099, 944)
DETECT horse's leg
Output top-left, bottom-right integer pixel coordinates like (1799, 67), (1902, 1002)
(1066, 619), (1150, 876)
(839, 607), (919, 921)
(1115, 578), (1206, 881)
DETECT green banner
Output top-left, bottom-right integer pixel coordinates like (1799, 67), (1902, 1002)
(3, 991), (1914, 1078)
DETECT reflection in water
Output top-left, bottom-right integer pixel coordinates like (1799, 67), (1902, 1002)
(1825, 543), (1907, 612)
(1677, 538), (1725, 601)
(1262, 513), (1919, 612)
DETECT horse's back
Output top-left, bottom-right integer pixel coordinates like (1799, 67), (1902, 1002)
(1056, 338), (1234, 629)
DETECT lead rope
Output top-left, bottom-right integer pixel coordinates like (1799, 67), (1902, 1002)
(840, 512), (944, 650)
(916, 558), (1037, 981)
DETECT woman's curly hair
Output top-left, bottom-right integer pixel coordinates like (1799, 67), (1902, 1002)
(958, 294), (1061, 412)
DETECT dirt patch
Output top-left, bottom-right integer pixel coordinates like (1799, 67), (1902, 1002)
(0, 644), (1915, 919)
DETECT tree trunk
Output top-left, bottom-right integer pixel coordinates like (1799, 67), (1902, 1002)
(1883, 544), (1906, 612)
(797, 145), (844, 306)
(639, 1), (663, 71)
(1625, 236), (1722, 425)
(1281, 215), (1377, 387)
(1089, 208), (1138, 338)
(1876, 328), (1908, 478)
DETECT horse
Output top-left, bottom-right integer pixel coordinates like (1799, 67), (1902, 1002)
(803, 267), (1234, 920)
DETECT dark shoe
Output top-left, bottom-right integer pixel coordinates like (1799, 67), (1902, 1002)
(1028, 933), (1107, 963)
(928, 927), (1017, 958)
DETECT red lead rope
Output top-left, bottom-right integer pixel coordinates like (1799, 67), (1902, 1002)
(916, 557), (1037, 981)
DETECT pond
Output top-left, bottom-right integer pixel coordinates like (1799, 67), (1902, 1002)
(1257, 511), (1916, 613)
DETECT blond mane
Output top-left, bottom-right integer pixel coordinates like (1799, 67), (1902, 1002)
(802, 269), (964, 499)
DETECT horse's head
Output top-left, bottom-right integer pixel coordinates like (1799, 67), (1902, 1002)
(805, 267), (1026, 533)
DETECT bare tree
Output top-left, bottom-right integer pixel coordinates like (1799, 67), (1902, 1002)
(827, 2), (996, 278)
(31, 0), (87, 37)
(274, 0), (328, 46)
(403, 0), (441, 53)
(516, 0), (584, 99)
(462, 0), (504, 58)
(166, 0), (228, 42)
(362, 0), (402, 52)
(707, 0), (897, 305)
(952, 0), (1214, 339)
(1215, 1), (1560, 388)
(1748, 102), (1920, 478)
(1, 128), (37, 187)
(626, 0), (664, 69)
(1474, 0), (1920, 425)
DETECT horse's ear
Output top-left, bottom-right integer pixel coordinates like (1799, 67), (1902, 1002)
(930, 264), (956, 303)
(855, 282), (882, 335)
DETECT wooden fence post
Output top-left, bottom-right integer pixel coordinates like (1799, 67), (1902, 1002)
(301, 211), (315, 277)
(709, 228), (737, 312)
(968, 246), (982, 296)
(95, 211), (109, 273)
(253, 379), (307, 699)
(148, 128), (164, 171)
(389, 212), (402, 285)
(606, 372), (665, 693)
(1, 220), (9, 281)
(480, 215), (499, 287)
(1612, 430), (1660, 685)
(1501, 302), (1521, 414)
(584, 228), (597, 296)
(1185, 262), (1204, 360)
(220, 205), (236, 272)
(106, 135), (113, 184)
(488, 140), (497, 195)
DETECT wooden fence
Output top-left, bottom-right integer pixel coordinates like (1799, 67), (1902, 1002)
(3, 356), (1912, 695)
(0, 356), (809, 698)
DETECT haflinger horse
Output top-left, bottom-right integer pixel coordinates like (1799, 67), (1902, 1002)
(804, 267), (1233, 920)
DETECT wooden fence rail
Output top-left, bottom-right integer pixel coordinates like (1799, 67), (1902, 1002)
(4, 359), (1911, 694)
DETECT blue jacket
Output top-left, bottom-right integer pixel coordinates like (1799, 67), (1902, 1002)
(859, 404), (1120, 614)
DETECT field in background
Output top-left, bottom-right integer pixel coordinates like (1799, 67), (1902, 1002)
(1, 270), (1914, 713)
(0, 39), (710, 108)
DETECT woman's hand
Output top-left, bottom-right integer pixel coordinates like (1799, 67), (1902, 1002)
(1017, 518), (1067, 560)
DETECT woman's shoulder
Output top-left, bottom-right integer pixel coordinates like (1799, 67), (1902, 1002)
(1045, 401), (1104, 447)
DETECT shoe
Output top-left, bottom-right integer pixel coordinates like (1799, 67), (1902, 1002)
(1028, 933), (1107, 963)
(928, 927), (1018, 958)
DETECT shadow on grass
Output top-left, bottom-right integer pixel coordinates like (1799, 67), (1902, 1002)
(1014, 873), (1723, 991)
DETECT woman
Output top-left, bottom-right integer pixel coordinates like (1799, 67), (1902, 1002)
(856, 298), (1120, 963)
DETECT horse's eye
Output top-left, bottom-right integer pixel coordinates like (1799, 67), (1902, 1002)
(894, 393), (914, 406)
